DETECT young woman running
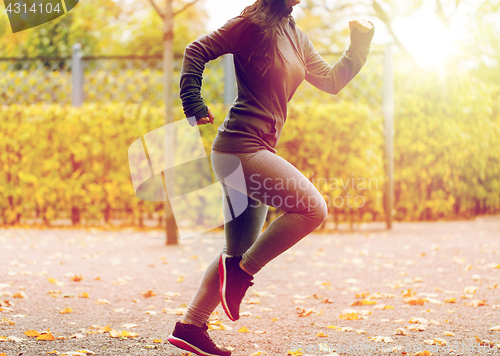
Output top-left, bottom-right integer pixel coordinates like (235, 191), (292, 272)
(168, 0), (374, 354)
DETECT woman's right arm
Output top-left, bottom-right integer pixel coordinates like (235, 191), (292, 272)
(180, 16), (257, 124)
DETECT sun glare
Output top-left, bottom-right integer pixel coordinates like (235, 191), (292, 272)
(394, 10), (459, 70)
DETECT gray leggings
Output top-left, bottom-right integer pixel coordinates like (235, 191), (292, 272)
(182, 149), (327, 327)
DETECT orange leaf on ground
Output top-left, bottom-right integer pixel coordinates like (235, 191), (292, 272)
(355, 292), (370, 298)
(142, 290), (156, 298)
(1, 318), (15, 326)
(406, 298), (426, 305)
(78, 293), (89, 298)
(24, 330), (40, 337)
(468, 299), (487, 306)
(60, 308), (73, 314)
(121, 330), (139, 337)
(350, 299), (376, 306)
(316, 332), (328, 337)
(108, 329), (121, 338)
(339, 312), (359, 320)
(296, 308), (315, 317)
(71, 275), (83, 282)
(153, 339), (163, 343)
(413, 352), (431, 356)
(402, 288), (415, 297)
(37, 331), (55, 341)
(238, 327), (250, 333)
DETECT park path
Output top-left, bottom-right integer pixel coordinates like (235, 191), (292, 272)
(1, 216), (500, 356)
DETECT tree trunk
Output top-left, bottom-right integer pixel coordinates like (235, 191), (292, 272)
(163, 0), (180, 245)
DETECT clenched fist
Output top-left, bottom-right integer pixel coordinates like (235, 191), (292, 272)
(349, 19), (373, 34)
(196, 106), (214, 125)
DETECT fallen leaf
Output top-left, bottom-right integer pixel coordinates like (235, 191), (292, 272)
(94, 299), (110, 305)
(24, 330), (41, 337)
(350, 299), (376, 306)
(405, 298), (426, 305)
(337, 326), (353, 332)
(408, 317), (428, 324)
(316, 332), (328, 337)
(296, 308), (315, 317)
(121, 330), (138, 337)
(60, 307), (73, 314)
(219, 323), (233, 331)
(0, 318), (15, 326)
(468, 299), (487, 306)
(71, 275), (83, 282)
(464, 286), (478, 294)
(142, 290), (156, 298)
(339, 312), (359, 320)
(37, 330), (56, 341)
(70, 334), (86, 339)
(393, 328), (409, 336)
(238, 327), (250, 333)
(6, 336), (25, 342)
(368, 336), (393, 343)
(413, 351), (431, 356)
(424, 338), (447, 346)
(121, 323), (137, 328)
(13, 292), (28, 299)
(402, 288), (415, 297)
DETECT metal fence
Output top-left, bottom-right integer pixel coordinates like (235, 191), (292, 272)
(0, 42), (395, 227)
(1, 43), (386, 107)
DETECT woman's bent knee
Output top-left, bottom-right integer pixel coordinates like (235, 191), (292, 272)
(303, 194), (328, 226)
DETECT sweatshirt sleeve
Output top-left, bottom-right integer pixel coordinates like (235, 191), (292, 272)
(301, 23), (375, 95)
(179, 16), (257, 121)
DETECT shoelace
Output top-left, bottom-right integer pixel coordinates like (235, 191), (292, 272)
(200, 324), (217, 347)
(237, 280), (254, 302)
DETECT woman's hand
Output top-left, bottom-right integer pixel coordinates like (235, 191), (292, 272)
(196, 106), (215, 125)
(349, 19), (373, 34)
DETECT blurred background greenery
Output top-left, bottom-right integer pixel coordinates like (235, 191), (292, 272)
(0, 0), (498, 229)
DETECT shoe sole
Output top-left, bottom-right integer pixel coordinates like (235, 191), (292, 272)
(219, 254), (237, 321)
(168, 334), (228, 356)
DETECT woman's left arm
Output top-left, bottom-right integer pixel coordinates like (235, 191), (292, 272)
(300, 21), (375, 95)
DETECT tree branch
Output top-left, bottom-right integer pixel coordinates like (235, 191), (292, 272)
(148, 0), (165, 19)
(372, 0), (421, 67)
(173, 0), (201, 17)
(435, 0), (450, 29)
(435, 0), (462, 29)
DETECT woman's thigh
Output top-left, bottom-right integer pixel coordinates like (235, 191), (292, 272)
(211, 149), (326, 216)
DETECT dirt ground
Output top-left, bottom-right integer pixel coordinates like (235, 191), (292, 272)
(1, 216), (500, 356)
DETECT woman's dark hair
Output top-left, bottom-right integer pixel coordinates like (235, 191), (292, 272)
(239, 0), (296, 77)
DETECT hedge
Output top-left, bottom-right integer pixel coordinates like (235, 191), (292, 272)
(1, 72), (499, 227)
